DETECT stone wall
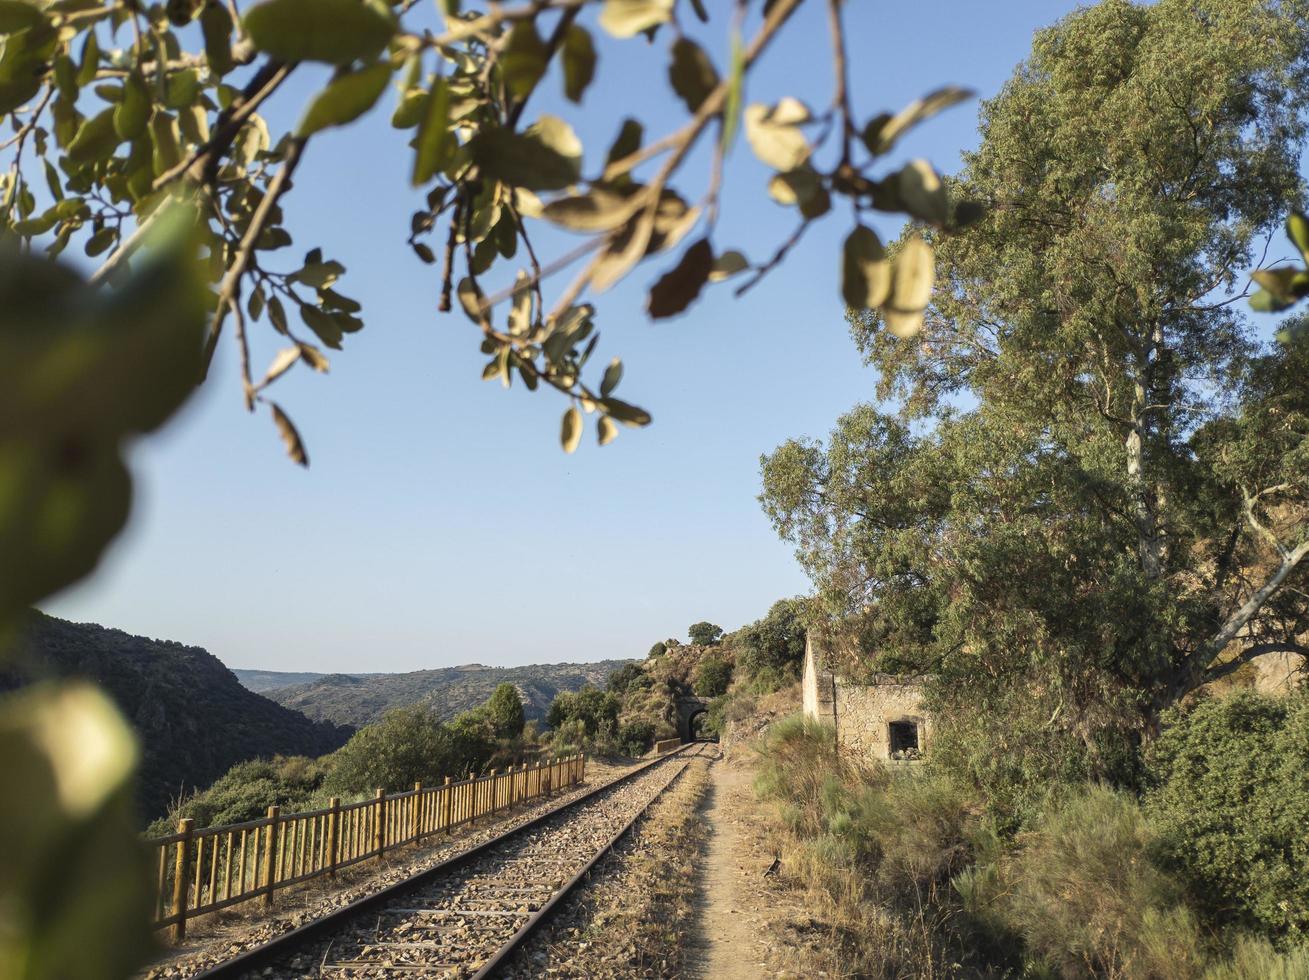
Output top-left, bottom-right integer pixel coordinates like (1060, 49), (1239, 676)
(802, 634), (931, 761)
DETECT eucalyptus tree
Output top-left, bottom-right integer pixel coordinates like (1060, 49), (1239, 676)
(761, 0), (1309, 815)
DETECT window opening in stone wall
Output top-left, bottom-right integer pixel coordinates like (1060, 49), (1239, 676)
(889, 720), (921, 760)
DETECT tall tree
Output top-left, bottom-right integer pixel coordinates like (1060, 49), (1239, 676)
(762, 0), (1309, 812)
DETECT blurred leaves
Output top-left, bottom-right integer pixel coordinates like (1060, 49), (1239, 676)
(0, 203), (207, 620)
(0, 682), (152, 980)
(243, 0), (397, 64)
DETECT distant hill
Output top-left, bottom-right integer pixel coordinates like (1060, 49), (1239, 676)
(3, 612), (353, 820)
(232, 669), (337, 693)
(267, 660), (636, 728)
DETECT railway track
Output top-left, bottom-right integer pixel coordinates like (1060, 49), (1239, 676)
(190, 741), (714, 979)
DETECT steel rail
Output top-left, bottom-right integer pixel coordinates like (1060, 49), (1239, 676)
(187, 742), (706, 980)
(470, 741), (707, 978)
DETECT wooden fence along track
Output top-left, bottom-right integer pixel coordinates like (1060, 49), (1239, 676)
(148, 755), (586, 940)
(186, 742), (709, 979)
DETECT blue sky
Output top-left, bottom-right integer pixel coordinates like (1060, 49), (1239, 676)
(46, 1), (1097, 671)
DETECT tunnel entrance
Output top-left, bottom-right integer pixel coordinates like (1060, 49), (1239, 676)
(688, 708), (713, 741)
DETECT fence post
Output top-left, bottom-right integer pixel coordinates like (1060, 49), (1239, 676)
(442, 776), (453, 832)
(373, 788), (386, 861)
(581, 752), (586, 783)
(170, 819), (194, 943)
(262, 806), (280, 908)
(544, 757), (552, 797)
(325, 797), (340, 878)
(411, 782), (422, 842)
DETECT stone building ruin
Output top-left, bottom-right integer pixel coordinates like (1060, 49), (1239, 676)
(801, 634), (931, 761)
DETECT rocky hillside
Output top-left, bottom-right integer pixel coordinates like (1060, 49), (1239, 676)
(231, 669), (335, 693)
(268, 660), (634, 728)
(3, 612), (353, 820)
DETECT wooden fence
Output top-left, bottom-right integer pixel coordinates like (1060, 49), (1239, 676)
(146, 754), (586, 941)
(653, 737), (682, 754)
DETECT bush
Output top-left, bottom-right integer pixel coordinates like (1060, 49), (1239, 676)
(647, 641), (667, 659)
(546, 686), (621, 736)
(147, 755), (327, 835)
(990, 786), (1205, 979)
(484, 682), (525, 739)
(325, 704), (488, 796)
(618, 720), (655, 756)
(607, 662), (650, 695)
(1145, 691), (1309, 945)
(693, 655), (731, 697)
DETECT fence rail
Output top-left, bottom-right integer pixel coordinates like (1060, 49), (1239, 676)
(145, 754), (586, 941)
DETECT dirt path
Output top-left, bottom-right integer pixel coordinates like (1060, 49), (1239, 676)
(693, 761), (777, 980)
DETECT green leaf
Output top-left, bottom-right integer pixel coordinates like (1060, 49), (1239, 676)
(604, 117), (643, 183)
(52, 54), (78, 101)
(883, 233), (934, 337)
(1287, 212), (1309, 262)
(150, 112), (182, 175)
(863, 85), (974, 156)
(600, 357), (623, 397)
(841, 224), (890, 310)
(542, 188), (640, 232)
(597, 415), (618, 446)
(392, 88), (425, 129)
(768, 165), (830, 219)
(299, 303), (344, 348)
(0, 0), (45, 34)
(897, 159), (948, 225)
(113, 71), (149, 140)
(647, 237), (713, 319)
(297, 61), (392, 136)
(562, 24), (596, 103)
(708, 249), (748, 282)
(471, 115), (581, 192)
(76, 28), (99, 86)
(243, 0), (397, 65)
(67, 109), (120, 166)
(561, 406), (582, 453)
(163, 68), (200, 110)
(744, 102), (810, 171)
(502, 20), (549, 101)
(669, 38), (717, 113)
(598, 0), (672, 38)
(202, 0), (235, 76)
(269, 401), (309, 466)
(411, 77), (452, 186)
(600, 397), (651, 427)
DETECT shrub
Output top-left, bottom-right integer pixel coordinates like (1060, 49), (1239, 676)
(148, 755), (327, 835)
(325, 705), (483, 796)
(1145, 691), (1309, 946)
(693, 655), (731, 697)
(607, 662), (650, 695)
(484, 682), (525, 739)
(994, 786), (1205, 979)
(546, 686), (620, 735)
(647, 641), (667, 659)
(618, 720), (655, 756)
